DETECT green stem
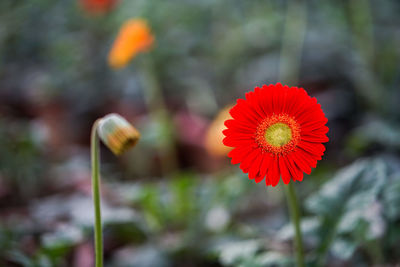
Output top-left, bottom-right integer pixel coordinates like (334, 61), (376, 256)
(284, 183), (305, 267)
(91, 119), (103, 267)
(141, 56), (178, 173)
(348, 0), (384, 111)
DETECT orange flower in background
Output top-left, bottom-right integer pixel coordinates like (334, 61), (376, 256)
(205, 105), (233, 157)
(80, 0), (118, 14)
(108, 19), (154, 69)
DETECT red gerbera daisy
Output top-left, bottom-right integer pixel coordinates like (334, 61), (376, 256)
(223, 83), (329, 186)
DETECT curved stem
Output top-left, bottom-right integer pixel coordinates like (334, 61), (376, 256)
(91, 119), (103, 267)
(284, 183), (305, 267)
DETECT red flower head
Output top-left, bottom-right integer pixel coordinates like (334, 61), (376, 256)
(223, 83), (329, 186)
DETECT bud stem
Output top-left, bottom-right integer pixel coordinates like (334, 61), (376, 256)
(91, 119), (103, 267)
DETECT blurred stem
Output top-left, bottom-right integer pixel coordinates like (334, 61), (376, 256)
(91, 119), (103, 267)
(349, 0), (374, 66)
(348, 0), (384, 111)
(141, 55), (178, 174)
(141, 56), (166, 112)
(279, 0), (307, 84)
(284, 183), (305, 267)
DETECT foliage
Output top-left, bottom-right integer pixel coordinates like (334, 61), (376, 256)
(277, 156), (400, 266)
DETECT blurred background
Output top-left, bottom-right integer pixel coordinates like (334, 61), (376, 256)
(1, 0), (400, 266)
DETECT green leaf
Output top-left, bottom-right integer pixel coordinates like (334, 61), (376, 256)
(304, 156), (400, 263)
(254, 251), (293, 267)
(331, 238), (357, 260)
(216, 240), (261, 266)
(382, 173), (400, 220)
(305, 159), (368, 217)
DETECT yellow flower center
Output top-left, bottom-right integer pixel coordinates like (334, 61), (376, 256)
(255, 114), (300, 155)
(264, 122), (292, 147)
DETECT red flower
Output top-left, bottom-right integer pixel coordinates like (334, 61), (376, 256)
(223, 83), (329, 186)
(80, 0), (117, 14)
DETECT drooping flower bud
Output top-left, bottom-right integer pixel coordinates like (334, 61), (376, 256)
(97, 113), (140, 155)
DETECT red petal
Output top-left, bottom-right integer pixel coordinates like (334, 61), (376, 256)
(297, 141), (325, 157)
(248, 151), (264, 179)
(229, 146), (253, 164)
(279, 157), (291, 184)
(266, 156), (280, 187)
(240, 149), (260, 173)
(255, 154), (271, 183)
(223, 135), (254, 147)
(224, 119), (256, 134)
(291, 151), (312, 175)
(285, 155), (302, 181)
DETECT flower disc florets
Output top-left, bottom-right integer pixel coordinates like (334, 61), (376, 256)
(255, 114), (300, 156)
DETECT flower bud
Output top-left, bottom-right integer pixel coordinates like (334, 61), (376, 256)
(97, 113), (140, 155)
